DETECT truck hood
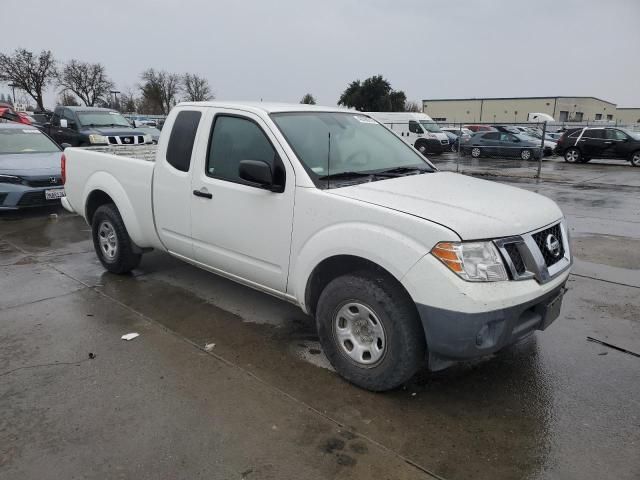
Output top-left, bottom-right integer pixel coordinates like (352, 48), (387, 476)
(0, 152), (61, 177)
(80, 126), (147, 136)
(330, 171), (563, 239)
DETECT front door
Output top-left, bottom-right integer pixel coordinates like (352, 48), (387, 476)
(605, 128), (630, 159)
(190, 110), (295, 293)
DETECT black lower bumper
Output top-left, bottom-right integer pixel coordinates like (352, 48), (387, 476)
(416, 282), (567, 371)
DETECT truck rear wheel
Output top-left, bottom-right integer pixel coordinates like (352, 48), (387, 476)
(92, 204), (142, 274)
(316, 271), (425, 391)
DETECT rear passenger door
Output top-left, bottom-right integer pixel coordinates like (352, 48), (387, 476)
(153, 108), (205, 260)
(189, 110), (295, 293)
(579, 128), (605, 158)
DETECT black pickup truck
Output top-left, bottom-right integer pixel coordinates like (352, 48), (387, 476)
(43, 106), (152, 147)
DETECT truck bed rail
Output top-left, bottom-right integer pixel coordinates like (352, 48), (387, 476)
(78, 145), (158, 162)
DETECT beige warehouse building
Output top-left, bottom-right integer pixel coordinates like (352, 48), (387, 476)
(422, 96), (625, 124)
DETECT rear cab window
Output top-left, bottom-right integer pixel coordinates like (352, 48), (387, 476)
(166, 110), (202, 172)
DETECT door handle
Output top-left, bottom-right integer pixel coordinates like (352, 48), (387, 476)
(603, 141), (612, 144)
(193, 189), (212, 199)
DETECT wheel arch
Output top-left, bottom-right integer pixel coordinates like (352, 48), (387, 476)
(304, 254), (417, 320)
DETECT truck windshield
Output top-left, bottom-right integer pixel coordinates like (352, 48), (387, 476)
(272, 112), (434, 187)
(77, 111), (131, 128)
(419, 120), (442, 133)
(0, 128), (61, 154)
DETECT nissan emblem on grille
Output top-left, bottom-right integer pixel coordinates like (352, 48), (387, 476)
(123, 137), (131, 144)
(545, 234), (561, 257)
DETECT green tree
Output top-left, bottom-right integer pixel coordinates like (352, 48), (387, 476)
(300, 93), (316, 105)
(0, 49), (56, 111)
(338, 75), (407, 112)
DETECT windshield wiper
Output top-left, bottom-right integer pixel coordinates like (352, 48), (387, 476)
(374, 166), (431, 176)
(318, 171), (374, 181)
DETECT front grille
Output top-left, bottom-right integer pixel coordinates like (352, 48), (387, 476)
(24, 178), (61, 187)
(17, 191), (59, 207)
(137, 136), (144, 143)
(504, 243), (526, 275)
(108, 136), (118, 144)
(532, 224), (565, 267)
(120, 136), (134, 145)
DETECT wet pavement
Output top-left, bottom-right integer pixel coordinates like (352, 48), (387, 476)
(1, 162), (639, 480)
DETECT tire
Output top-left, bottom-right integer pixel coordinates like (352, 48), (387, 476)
(415, 140), (429, 157)
(631, 150), (640, 167)
(520, 149), (533, 161)
(564, 147), (581, 163)
(92, 203), (142, 274)
(471, 147), (482, 158)
(316, 271), (426, 391)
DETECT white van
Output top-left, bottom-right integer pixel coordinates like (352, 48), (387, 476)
(367, 112), (449, 155)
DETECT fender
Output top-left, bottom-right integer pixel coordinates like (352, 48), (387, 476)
(82, 171), (153, 248)
(289, 221), (431, 311)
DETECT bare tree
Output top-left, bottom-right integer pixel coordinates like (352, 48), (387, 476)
(0, 49), (56, 111)
(58, 60), (114, 106)
(300, 93), (316, 105)
(182, 73), (213, 102)
(58, 91), (80, 106)
(140, 69), (180, 115)
(404, 100), (422, 112)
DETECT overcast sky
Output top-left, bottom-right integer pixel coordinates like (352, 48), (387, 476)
(3, 0), (639, 108)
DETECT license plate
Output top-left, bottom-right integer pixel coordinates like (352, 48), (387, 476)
(45, 189), (65, 200)
(540, 289), (565, 330)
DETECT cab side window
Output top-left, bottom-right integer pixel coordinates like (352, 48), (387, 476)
(206, 115), (283, 187)
(166, 110), (202, 172)
(63, 109), (77, 128)
(408, 120), (424, 134)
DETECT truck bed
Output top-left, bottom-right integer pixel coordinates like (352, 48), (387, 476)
(63, 145), (163, 250)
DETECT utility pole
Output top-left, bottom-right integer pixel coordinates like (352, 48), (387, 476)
(8, 83), (17, 104)
(110, 90), (121, 109)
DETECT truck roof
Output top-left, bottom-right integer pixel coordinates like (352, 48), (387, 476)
(176, 101), (355, 115)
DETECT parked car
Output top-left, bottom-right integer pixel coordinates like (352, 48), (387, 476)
(0, 105), (32, 125)
(464, 124), (496, 132)
(135, 124), (161, 143)
(493, 125), (522, 134)
(555, 127), (640, 167)
(0, 123), (65, 210)
(367, 112), (449, 156)
(61, 102), (571, 391)
(42, 106), (153, 147)
(462, 131), (542, 160)
(442, 130), (459, 152)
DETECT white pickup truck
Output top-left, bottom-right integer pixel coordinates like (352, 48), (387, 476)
(62, 102), (572, 391)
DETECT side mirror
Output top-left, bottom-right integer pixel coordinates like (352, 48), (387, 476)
(60, 119), (68, 128)
(239, 160), (282, 192)
(61, 143), (72, 149)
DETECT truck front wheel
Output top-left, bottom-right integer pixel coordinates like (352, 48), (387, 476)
(316, 271), (425, 391)
(92, 204), (142, 274)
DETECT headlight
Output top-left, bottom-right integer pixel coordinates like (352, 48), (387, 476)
(88, 134), (108, 144)
(431, 241), (508, 282)
(426, 133), (437, 139)
(143, 134), (152, 144)
(0, 174), (22, 184)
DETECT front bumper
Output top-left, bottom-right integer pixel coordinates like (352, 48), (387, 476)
(0, 185), (65, 210)
(416, 281), (567, 370)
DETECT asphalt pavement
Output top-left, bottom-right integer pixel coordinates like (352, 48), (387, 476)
(1, 159), (639, 480)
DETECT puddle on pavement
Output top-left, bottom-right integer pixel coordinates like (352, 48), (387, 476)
(571, 234), (640, 269)
(2, 214), (90, 253)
